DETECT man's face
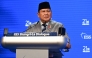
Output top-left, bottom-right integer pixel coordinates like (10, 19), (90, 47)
(38, 9), (52, 22)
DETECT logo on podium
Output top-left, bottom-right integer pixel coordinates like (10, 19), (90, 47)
(25, 20), (32, 27)
(82, 19), (89, 25)
(83, 46), (90, 52)
(81, 32), (91, 39)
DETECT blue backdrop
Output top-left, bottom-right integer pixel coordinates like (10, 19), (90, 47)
(0, 0), (92, 58)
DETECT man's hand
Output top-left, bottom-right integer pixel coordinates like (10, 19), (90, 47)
(66, 42), (71, 49)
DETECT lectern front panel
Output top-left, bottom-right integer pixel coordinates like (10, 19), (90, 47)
(1, 36), (65, 49)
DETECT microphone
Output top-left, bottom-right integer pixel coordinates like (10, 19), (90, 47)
(58, 27), (65, 36)
(3, 28), (8, 36)
(58, 27), (69, 52)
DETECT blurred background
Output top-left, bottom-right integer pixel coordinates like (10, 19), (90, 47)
(0, 0), (92, 58)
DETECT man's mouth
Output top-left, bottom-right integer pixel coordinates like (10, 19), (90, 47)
(44, 16), (49, 18)
(44, 15), (49, 17)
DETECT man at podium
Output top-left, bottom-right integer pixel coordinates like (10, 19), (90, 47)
(26, 1), (71, 58)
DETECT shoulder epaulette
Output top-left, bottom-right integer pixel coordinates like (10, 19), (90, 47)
(27, 22), (37, 29)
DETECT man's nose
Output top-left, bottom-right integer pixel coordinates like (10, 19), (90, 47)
(44, 11), (48, 14)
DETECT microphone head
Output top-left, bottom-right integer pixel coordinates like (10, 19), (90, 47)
(58, 27), (66, 35)
(4, 28), (8, 36)
(58, 27), (61, 34)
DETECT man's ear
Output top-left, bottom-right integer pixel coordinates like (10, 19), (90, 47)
(37, 12), (39, 18)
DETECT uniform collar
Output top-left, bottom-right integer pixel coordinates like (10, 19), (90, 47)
(40, 20), (49, 25)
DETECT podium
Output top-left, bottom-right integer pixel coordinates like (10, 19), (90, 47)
(1, 36), (66, 58)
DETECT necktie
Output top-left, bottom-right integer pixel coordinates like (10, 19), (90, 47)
(42, 23), (47, 32)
